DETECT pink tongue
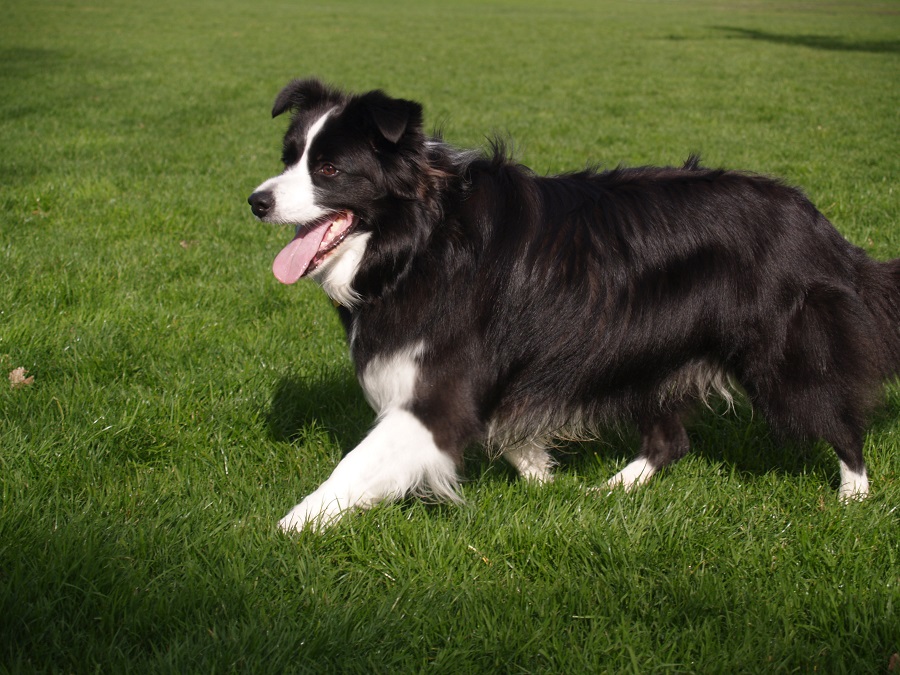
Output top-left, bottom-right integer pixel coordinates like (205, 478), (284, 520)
(272, 220), (333, 284)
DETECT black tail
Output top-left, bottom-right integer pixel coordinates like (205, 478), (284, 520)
(862, 257), (900, 380)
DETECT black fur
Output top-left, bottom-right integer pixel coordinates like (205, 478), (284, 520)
(252, 79), (900, 506)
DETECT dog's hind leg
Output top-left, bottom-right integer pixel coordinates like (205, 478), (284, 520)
(741, 284), (875, 501)
(836, 438), (869, 501)
(751, 385), (871, 501)
(502, 441), (555, 483)
(278, 408), (461, 532)
(606, 413), (690, 490)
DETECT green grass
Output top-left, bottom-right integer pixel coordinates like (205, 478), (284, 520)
(2, 0), (899, 671)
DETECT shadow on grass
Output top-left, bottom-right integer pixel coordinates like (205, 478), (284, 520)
(714, 26), (900, 54)
(565, 389), (900, 490)
(869, 387), (900, 431)
(267, 368), (899, 492)
(0, 47), (68, 80)
(266, 369), (370, 453)
(534, 401), (845, 488)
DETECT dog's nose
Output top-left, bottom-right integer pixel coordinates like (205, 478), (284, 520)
(248, 191), (275, 218)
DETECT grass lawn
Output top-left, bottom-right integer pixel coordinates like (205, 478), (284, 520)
(2, 0), (899, 671)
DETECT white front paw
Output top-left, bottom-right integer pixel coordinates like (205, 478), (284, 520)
(605, 458), (655, 491)
(278, 494), (346, 533)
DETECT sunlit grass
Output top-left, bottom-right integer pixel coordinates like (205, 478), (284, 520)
(1, 0), (898, 671)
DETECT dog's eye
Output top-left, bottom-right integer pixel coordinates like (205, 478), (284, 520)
(317, 163), (339, 177)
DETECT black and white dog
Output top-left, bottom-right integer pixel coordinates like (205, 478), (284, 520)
(249, 79), (900, 531)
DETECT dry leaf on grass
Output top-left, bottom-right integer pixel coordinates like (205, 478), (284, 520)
(889, 653), (900, 672)
(9, 367), (34, 389)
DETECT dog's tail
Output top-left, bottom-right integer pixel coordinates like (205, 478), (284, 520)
(862, 257), (900, 380)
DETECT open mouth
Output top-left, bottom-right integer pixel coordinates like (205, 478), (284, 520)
(272, 210), (358, 284)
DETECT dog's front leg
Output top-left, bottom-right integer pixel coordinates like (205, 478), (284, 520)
(278, 408), (461, 532)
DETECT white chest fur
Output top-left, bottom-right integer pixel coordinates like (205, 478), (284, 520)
(310, 231), (371, 309)
(359, 341), (424, 415)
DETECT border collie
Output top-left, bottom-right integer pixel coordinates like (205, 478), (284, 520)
(248, 79), (900, 532)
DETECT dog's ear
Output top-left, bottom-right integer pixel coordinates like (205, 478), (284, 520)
(271, 78), (333, 118)
(360, 91), (423, 144)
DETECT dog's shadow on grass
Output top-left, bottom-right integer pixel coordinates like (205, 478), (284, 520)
(266, 369), (371, 453)
(460, 399), (851, 488)
(267, 372), (900, 491)
(552, 391), (900, 489)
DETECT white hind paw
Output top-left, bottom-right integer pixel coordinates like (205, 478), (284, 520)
(838, 462), (869, 502)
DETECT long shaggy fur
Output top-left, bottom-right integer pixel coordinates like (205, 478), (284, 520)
(249, 79), (900, 529)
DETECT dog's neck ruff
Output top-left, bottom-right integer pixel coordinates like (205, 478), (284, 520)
(309, 231), (371, 309)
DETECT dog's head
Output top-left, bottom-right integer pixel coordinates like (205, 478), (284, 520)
(248, 79), (429, 297)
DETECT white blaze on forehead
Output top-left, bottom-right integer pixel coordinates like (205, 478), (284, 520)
(252, 109), (333, 225)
